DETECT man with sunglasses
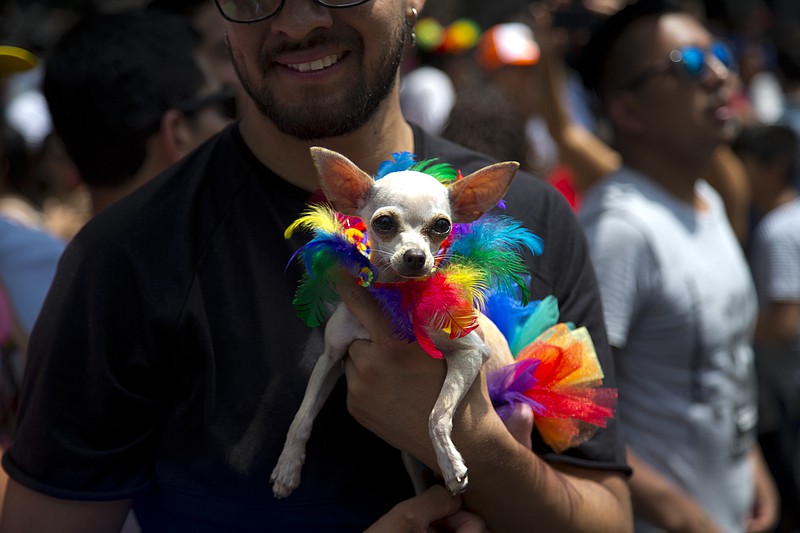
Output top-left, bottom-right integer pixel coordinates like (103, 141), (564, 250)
(1, 1), (633, 531)
(577, 2), (778, 532)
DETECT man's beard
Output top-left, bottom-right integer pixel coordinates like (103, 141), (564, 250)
(235, 25), (408, 141)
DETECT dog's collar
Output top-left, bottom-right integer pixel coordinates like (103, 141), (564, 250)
(285, 204), (542, 358)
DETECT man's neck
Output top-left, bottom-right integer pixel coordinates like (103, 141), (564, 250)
(621, 143), (713, 208)
(89, 176), (148, 216)
(764, 187), (799, 214)
(238, 93), (415, 192)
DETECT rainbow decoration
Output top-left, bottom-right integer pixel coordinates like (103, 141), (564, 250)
(486, 297), (618, 452)
(285, 202), (542, 358)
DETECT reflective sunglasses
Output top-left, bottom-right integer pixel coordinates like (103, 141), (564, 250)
(214, 0), (372, 23)
(619, 41), (737, 91)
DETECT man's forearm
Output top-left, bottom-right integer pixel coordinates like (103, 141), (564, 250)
(0, 479), (131, 533)
(626, 447), (720, 533)
(457, 391), (632, 533)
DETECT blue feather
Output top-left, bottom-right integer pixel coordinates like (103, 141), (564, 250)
(375, 152), (417, 180)
(484, 288), (537, 341)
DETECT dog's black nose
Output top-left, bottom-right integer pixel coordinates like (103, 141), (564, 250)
(403, 250), (427, 269)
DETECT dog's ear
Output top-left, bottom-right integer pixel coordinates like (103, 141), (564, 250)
(448, 161), (519, 222)
(310, 147), (373, 216)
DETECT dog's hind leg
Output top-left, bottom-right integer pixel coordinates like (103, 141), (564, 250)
(429, 332), (490, 495)
(271, 304), (367, 498)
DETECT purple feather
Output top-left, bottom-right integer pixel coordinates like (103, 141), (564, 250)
(371, 285), (416, 342)
(488, 359), (543, 421)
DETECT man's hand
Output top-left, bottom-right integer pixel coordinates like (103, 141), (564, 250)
(339, 278), (450, 464)
(745, 446), (779, 533)
(336, 277), (527, 466)
(502, 403), (534, 450)
(366, 485), (487, 533)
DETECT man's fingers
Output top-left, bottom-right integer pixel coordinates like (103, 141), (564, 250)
(435, 510), (489, 533)
(364, 485), (463, 532)
(393, 485), (462, 526)
(333, 273), (393, 338)
(504, 403), (534, 449)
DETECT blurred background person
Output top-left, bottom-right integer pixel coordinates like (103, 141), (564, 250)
(43, 8), (234, 216)
(0, 42), (65, 510)
(1, 42), (87, 242)
(147, 0), (243, 118)
(0, 10), (234, 526)
(734, 123), (800, 533)
(577, 2), (778, 531)
(474, 21), (555, 176)
(442, 80), (531, 168)
(0, 124), (86, 241)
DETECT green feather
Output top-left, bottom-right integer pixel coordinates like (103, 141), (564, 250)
(510, 295), (560, 355)
(411, 159), (458, 184)
(456, 251), (531, 305)
(293, 250), (340, 328)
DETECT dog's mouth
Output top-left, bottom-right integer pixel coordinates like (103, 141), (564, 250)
(384, 265), (434, 281)
(397, 272), (434, 280)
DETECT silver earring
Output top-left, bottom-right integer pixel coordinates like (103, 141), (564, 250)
(408, 7), (418, 47)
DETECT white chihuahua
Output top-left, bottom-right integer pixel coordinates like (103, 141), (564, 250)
(271, 147), (520, 498)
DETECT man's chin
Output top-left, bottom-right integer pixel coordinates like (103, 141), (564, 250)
(257, 92), (379, 140)
(719, 119), (740, 144)
(271, 115), (367, 141)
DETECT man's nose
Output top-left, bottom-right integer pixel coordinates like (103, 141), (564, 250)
(270, 0), (334, 40)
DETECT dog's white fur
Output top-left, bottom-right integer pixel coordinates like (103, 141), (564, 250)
(271, 147), (519, 498)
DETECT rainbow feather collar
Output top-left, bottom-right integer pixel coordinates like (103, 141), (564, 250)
(285, 205), (543, 358)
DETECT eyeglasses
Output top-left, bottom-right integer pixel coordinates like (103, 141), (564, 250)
(174, 85), (237, 120)
(618, 41), (737, 91)
(214, 0), (372, 24)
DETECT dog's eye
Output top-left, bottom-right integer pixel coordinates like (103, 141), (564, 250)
(431, 218), (451, 235)
(372, 215), (394, 233)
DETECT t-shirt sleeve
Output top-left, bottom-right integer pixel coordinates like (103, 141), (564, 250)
(580, 212), (656, 350)
(753, 224), (800, 303)
(525, 187), (630, 473)
(3, 233), (169, 501)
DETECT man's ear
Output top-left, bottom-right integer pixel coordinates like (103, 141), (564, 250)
(140, 110), (187, 175)
(159, 109), (192, 163)
(606, 92), (646, 136)
(408, 0), (426, 16)
(309, 147), (373, 216)
(448, 161), (519, 223)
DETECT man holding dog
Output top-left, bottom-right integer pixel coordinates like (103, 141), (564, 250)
(1, 0), (632, 531)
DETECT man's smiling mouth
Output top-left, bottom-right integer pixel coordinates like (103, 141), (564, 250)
(287, 53), (342, 73)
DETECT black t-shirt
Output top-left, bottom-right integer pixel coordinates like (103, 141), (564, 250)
(4, 123), (628, 531)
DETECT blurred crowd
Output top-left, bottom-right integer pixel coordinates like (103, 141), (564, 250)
(0, 0), (799, 531)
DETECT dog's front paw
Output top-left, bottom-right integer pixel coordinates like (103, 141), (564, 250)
(442, 459), (469, 495)
(270, 452), (305, 499)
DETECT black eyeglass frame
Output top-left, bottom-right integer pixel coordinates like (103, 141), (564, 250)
(213, 0), (372, 24)
(615, 41), (737, 92)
